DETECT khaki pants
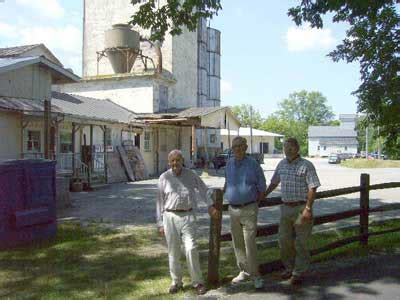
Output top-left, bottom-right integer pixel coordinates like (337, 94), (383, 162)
(163, 211), (204, 286)
(279, 204), (313, 276)
(229, 202), (260, 277)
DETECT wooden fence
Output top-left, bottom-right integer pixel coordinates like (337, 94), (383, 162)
(207, 173), (400, 284)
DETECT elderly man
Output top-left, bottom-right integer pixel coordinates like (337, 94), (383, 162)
(157, 149), (218, 295)
(265, 138), (320, 285)
(224, 136), (266, 289)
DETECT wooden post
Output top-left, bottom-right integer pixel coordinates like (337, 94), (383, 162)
(103, 125), (108, 183)
(360, 173), (370, 246)
(44, 99), (51, 159)
(207, 188), (223, 285)
(72, 122), (76, 177)
(191, 125), (197, 165)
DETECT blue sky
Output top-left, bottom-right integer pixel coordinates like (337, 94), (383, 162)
(0, 0), (360, 118)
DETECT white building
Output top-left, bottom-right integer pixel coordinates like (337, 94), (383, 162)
(220, 127), (283, 154)
(308, 114), (358, 157)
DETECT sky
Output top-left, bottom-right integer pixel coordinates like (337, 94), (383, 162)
(0, 0), (361, 118)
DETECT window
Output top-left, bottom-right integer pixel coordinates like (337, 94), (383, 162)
(317, 146), (320, 150)
(105, 128), (112, 146)
(323, 146), (327, 151)
(27, 130), (41, 152)
(144, 131), (151, 152)
(209, 134), (216, 144)
(60, 131), (72, 153)
(344, 146), (348, 151)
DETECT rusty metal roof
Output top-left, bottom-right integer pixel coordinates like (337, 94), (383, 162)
(0, 44), (40, 57)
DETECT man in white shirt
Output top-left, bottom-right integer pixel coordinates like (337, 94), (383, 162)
(157, 149), (218, 295)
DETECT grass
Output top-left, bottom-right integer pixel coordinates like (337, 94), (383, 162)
(341, 158), (400, 168)
(1, 220), (400, 299)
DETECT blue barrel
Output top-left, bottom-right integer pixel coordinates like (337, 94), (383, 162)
(0, 159), (57, 249)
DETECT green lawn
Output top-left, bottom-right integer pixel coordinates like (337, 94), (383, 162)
(341, 159), (400, 168)
(1, 220), (400, 299)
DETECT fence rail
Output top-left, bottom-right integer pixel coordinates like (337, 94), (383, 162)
(207, 173), (400, 284)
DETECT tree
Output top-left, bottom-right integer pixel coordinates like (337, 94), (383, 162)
(231, 104), (263, 128)
(129, 0), (222, 41)
(275, 90), (334, 125)
(261, 90), (334, 156)
(288, 0), (400, 155)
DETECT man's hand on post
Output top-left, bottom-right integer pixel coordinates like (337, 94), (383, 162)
(301, 206), (313, 223)
(158, 226), (165, 237)
(208, 206), (219, 220)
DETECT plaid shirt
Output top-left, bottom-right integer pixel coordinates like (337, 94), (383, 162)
(270, 156), (320, 202)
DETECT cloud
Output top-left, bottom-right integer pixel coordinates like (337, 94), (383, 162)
(221, 79), (233, 98)
(0, 21), (16, 39)
(16, 0), (64, 19)
(285, 23), (336, 52)
(0, 21), (82, 74)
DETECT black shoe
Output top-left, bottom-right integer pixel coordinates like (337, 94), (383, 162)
(168, 284), (183, 294)
(195, 284), (207, 295)
(289, 275), (303, 285)
(280, 270), (292, 280)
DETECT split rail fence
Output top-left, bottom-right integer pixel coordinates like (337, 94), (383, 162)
(207, 173), (400, 284)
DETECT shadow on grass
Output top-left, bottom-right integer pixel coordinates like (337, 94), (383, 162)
(0, 223), (172, 299)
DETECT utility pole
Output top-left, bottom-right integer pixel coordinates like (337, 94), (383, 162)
(365, 125), (369, 159)
(249, 106), (253, 154)
(377, 126), (381, 159)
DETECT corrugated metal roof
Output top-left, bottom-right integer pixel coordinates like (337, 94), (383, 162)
(0, 96), (62, 113)
(308, 126), (357, 137)
(0, 44), (40, 57)
(220, 127), (283, 137)
(52, 92), (137, 124)
(0, 56), (79, 82)
(318, 137), (358, 145)
(177, 106), (224, 118)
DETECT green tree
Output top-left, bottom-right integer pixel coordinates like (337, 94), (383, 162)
(275, 90), (334, 125)
(262, 90), (334, 156)
(231, 104), (263, 128)
(288, 0), (400, 156)
(129, 0), (222, 41)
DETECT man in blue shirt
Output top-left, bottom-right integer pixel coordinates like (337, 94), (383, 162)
(224, 136), (266, 289)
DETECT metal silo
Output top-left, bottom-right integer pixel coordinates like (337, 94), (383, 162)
(207, 27), (221, 107)
(197, 17), (209, 107)
(104, 23), (140, 74)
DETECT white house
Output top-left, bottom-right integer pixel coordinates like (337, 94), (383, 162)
(220, 127), (283, 154)
(308, 114), (358, 157)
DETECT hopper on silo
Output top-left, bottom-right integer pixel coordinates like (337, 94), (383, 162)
(104, 24), (140, 74)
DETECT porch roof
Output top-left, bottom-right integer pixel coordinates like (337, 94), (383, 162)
(135, 106), (240, 129)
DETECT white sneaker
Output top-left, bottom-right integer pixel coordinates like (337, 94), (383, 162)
(254, 276), (264, 289)
(231, 271), (250, 283)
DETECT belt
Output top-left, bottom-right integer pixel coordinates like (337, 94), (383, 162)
(283, 201), (306, 207)
(230, 201), (256, 208)
(166, 208), (193, 212)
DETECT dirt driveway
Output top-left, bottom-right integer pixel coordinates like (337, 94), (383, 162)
(58, 158), (400, 239)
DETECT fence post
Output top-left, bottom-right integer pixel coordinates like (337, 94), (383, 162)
(207, 188), (223, 285)
(360, 173), (370, 246)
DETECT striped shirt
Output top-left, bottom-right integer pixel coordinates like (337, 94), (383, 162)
(270, 156), (320, 202)
(157, 168), (211, 226)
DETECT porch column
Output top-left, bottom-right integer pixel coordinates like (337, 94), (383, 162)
(44, 99), (51, 159)
(72, 122), (76, 177)
(103, 125), (108, 183)
(191, 125), (197, 164)
(90, 125), (93, 170)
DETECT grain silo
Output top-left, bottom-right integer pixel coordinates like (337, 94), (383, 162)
(207, 27), (221, 107)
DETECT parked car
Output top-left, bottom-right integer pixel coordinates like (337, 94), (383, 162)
(328, 153), (341, 164)
(212, 149), (233, 169)
(212, 149), (264, 169)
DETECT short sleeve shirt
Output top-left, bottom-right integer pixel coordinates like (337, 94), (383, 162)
(270, 156), (320, 202)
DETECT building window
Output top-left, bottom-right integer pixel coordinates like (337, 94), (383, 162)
(60, 131), (72, 153)
(27, 130), (41, 152)
(105, 128), (112, 146)
(317, 146), (320, 151)
(144, 131), (151, 152)
(344, 146), (348, 151)
(209, 134), (216, 144)
(323, 146), (326, 151)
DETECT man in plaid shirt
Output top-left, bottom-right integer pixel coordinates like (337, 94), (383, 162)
(265, 137), (320, 285)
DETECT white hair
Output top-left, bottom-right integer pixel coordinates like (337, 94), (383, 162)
(168, 149), (184, 161)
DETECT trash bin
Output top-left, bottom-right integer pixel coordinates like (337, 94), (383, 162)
(0, 159), (57, 249)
